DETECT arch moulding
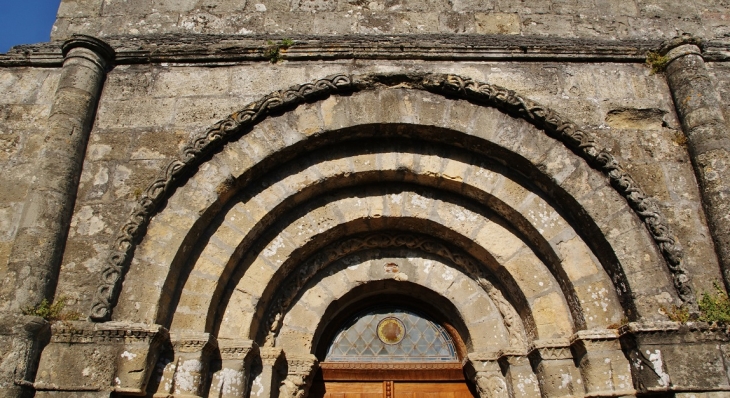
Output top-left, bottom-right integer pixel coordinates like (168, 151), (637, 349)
(90, 72), (694, 322)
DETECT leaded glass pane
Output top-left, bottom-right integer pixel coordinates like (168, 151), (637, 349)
(325, 307), (458, 362)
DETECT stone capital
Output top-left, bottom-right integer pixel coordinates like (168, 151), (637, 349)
(658, 34), (704, 57)
(260, 347), (284, 367)
(170, 332), (218, 356)
(284, 354), (318, 376)
(664, 44), (702, 65)
(219, 339), (258, 362)
(528, 339), (573, 361)
(62, 34), (115, 68)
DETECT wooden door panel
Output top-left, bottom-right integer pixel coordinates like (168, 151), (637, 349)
(311, 381), (384, 398)
(311, 381), (473, 398)
(394, 382), (472, 398)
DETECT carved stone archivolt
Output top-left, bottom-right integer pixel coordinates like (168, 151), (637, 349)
(259, 232), (526, 351)
(90, 73), (694, 322)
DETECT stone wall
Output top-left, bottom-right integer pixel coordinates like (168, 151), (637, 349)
(0, 68), (60, 294)
(1, 0), (730, 396)
(54, 60), (722, 315)
(51, 0), (730, 40)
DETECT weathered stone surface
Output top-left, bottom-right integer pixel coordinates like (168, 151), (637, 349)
(2, 0), (730, 396)
(34, 322), (167, 395)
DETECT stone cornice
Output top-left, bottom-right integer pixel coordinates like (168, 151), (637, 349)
(50, 321), (168, 344)
(2, 35), (729, 66)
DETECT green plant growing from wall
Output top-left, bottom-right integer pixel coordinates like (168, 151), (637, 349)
(698, 282), (730, 324)
(662, 304), (690, 323)
(646, 51), (670, 75)
(662, 282), (730, 325)
(265, 38), (294, 63)
(22, 296), (81, 322)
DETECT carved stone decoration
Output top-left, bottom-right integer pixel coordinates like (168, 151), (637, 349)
(475, 373), (509, 398)
(279, 355), (318, 398)
(619, 321), (730, 394)
(211, 340), (258, 398)
(497, 351), (541, 398)
(528, 339), (582, 398)
(34, 321), (168, 395)
(259, 233), (526, 351)
(163, 332), (218, 397)
(467, 354), (509, 398)
(570, 329), (635, 396)
(90, 73), (694, 322)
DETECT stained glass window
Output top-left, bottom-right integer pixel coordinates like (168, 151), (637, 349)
(325, 307), (458, 362)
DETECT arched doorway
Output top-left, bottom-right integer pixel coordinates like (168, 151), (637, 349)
(81, 76), (684, 397)
(311, 306), (473, 398)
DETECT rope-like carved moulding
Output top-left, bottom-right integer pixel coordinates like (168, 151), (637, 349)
(90, 73), (695, 321)
(260, 232), (525, 351)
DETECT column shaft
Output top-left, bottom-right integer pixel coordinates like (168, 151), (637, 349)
(664, 42), (730, 292)
(2, 36), (114, 311)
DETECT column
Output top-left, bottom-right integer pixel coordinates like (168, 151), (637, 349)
(0, 35), (114, 398)
(570, 329), (635, 397)
(254, 347), (283, 398)
(662, 37), (730, 292)
(529, 340), (582, 397)
(164, 333), (218, 397)
(498, 351), (541, 398)
(279, 354), (318, 398)
(1, 35), (115, 311)
(467, 353), (509, 398)
(210, 340), (257, 398)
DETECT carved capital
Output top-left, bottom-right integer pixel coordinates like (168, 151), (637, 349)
(260, 347), (283, 367)
(474, 371), (509, 398)
(171, 332), (218, 356)
(658, 34), (704, 57)
(61, 34), (115, 69)
(529, 339), (573, 361)
(219, 339), (257, 362)
(570, 328), (621, 355)
(286, 354), (319, 376)
(279, 355), (318, 398)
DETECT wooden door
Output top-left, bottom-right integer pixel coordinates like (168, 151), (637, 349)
(310, 380), (473, 398)
(310, 363), (474, 398)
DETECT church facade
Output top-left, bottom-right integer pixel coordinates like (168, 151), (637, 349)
(1, 1), (730, 397)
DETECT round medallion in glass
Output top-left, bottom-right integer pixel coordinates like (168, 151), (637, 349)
(325, 307), (458, 362)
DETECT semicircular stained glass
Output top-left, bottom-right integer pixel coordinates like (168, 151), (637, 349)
(325, 307), (458, 362)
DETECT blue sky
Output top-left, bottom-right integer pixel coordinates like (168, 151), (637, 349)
(0, 0), (61, 53)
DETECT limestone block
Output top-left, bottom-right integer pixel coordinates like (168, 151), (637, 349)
(34, 322), (168, 395)
(529, 340), (583, 398)
(475, 13), (521, 35)
(168, 332), (218, 397)
(210, 340), (257, 398)
(619, 322), (730, 394)
(503, 249), (555, 300)
(499, 354), (541, 398)
(570, 329), (635, 397)
(531, 292), (573, 339)
(467, 354), (509, 398)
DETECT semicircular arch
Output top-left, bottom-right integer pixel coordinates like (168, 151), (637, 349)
(98, 79), (692, 328)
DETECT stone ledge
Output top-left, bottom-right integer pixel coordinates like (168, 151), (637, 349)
(619, 321), (730, 393)
(2, 35), (729, 66)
